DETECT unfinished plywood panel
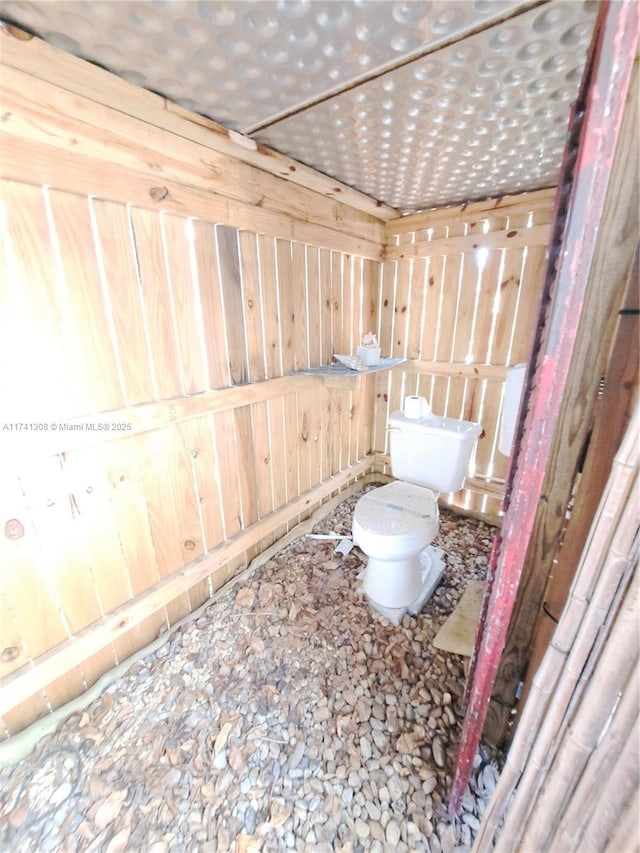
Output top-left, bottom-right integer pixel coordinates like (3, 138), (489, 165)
(376, 189), (554, 516)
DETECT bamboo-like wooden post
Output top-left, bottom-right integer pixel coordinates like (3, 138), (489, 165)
(474, 403), (639, 851)
(604, 788), (640, 853)
(516, 579), (639, 851)
(551, 660), (639, 850)
(576, 714), (640, 853)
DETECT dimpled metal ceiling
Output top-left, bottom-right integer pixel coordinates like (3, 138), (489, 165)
(0, 0), (598, 212)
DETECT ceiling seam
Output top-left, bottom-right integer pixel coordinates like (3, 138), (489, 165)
(245, 0), (550, 135)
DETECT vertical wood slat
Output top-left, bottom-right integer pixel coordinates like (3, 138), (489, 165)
(342, 254), (353, 356)
(362, 258), (378, 344)
(59, 447), (141, 664)
(320, 247), (333, 363)
(0, 181), (85, 419)
(284, 394), (300, 501)
(216, 224), (248, 386)
(258, 235), (281, 379)
(182, 416), (225, 551)
(378, 259), (396, 358)
(331, 251), (343, 355)
(100, 438), (169, 644)
(268, 397), (288, 510)
(160, 214), (208, 395)
(212, 409), (243, 539)
(132, 429), (191, 625)
(306, 246), (321, 367)
(191, 220), (229, 390)
(129, 207), (182, 400)
(251, 401), (274, 519)
(234, 405), (259, 529)
(91, 199), (155, 405)
(180, 416), (222, 606)
(47, 190), (125, 414)
(292, 241), (309, 371)
(238, 231), (266, 383)
(276, 239), (295, 374)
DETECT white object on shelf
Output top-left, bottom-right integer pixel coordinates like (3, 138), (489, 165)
(356, 345), (382, 366)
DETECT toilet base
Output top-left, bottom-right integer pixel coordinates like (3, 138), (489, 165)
(359, 546), (445, 626)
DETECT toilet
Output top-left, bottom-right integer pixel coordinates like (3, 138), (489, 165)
(353, 397), (482, 611)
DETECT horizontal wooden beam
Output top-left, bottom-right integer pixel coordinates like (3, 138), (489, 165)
(1, 373), (371, 460)
(0, 142), (382, 260)
(400, 360), (509, 381)
(0, 27), (397, 223)
(0, 457), (373, 718)
(385, 187), (556, 236)
(0, 65), (384, 258)
(386, 224), (551, 260)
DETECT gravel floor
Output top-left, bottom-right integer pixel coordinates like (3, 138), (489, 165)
(0, 485), (500, 853)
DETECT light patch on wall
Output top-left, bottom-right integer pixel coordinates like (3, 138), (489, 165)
(475, 247), (490, 270)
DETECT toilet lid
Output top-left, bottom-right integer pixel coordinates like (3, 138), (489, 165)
(354, 482), (438, 538)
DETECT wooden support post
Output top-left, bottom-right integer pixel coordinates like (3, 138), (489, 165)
(485, 61), (640, 745)
(517, 247), (638, 717)
(449, 0), (639, 812)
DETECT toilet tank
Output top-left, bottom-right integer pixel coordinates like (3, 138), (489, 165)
(388, 410), (482, 493)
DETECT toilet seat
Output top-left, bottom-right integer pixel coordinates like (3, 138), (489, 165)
(353, 481), (438, 536)
(353, 482), (439, 559)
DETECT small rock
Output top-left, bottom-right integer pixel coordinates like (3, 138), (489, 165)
(432, 736), (446, 768)
(94, 789), (128, 831)
(268, 800), (291, 828)
(355, 818), (370, 840)
(463, 812), (480, 831)
(234, 832), (262, 853)
(235, 588), (255, 609)
(341, 787), (354, 806)
(213, 750), (228, 770)
(214, 721), (233, 754)
(366, 801), (381, 821)
(386, 819), (401, 846)
(354, 698), (371, 723)
(315, 706), (331, 723)
(360, 738), (372, 762)
(244, 805), (257, 834)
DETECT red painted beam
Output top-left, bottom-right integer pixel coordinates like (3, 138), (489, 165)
(449, 0), (640, 814)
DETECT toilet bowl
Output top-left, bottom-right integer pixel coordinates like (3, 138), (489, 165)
(352, 481), (439, 609)
(352, 399), (482, 613)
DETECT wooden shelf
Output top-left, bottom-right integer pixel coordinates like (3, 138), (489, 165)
(292, 357), (406, 377)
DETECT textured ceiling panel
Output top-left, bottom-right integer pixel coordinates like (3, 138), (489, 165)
(0, 0), (533, 131)
(0, 1), (597, 212)
(257, 1), (597, 211)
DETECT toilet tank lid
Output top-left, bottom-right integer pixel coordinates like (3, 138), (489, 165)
(389, 410), (482, 440)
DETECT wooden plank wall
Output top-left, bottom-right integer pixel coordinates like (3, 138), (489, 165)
(0, 180), (378, 736)
(374, 189), (555, 517)
(0, 31), (383, 737)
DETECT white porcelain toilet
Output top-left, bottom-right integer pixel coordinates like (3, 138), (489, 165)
(353, 397), (482, 611)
